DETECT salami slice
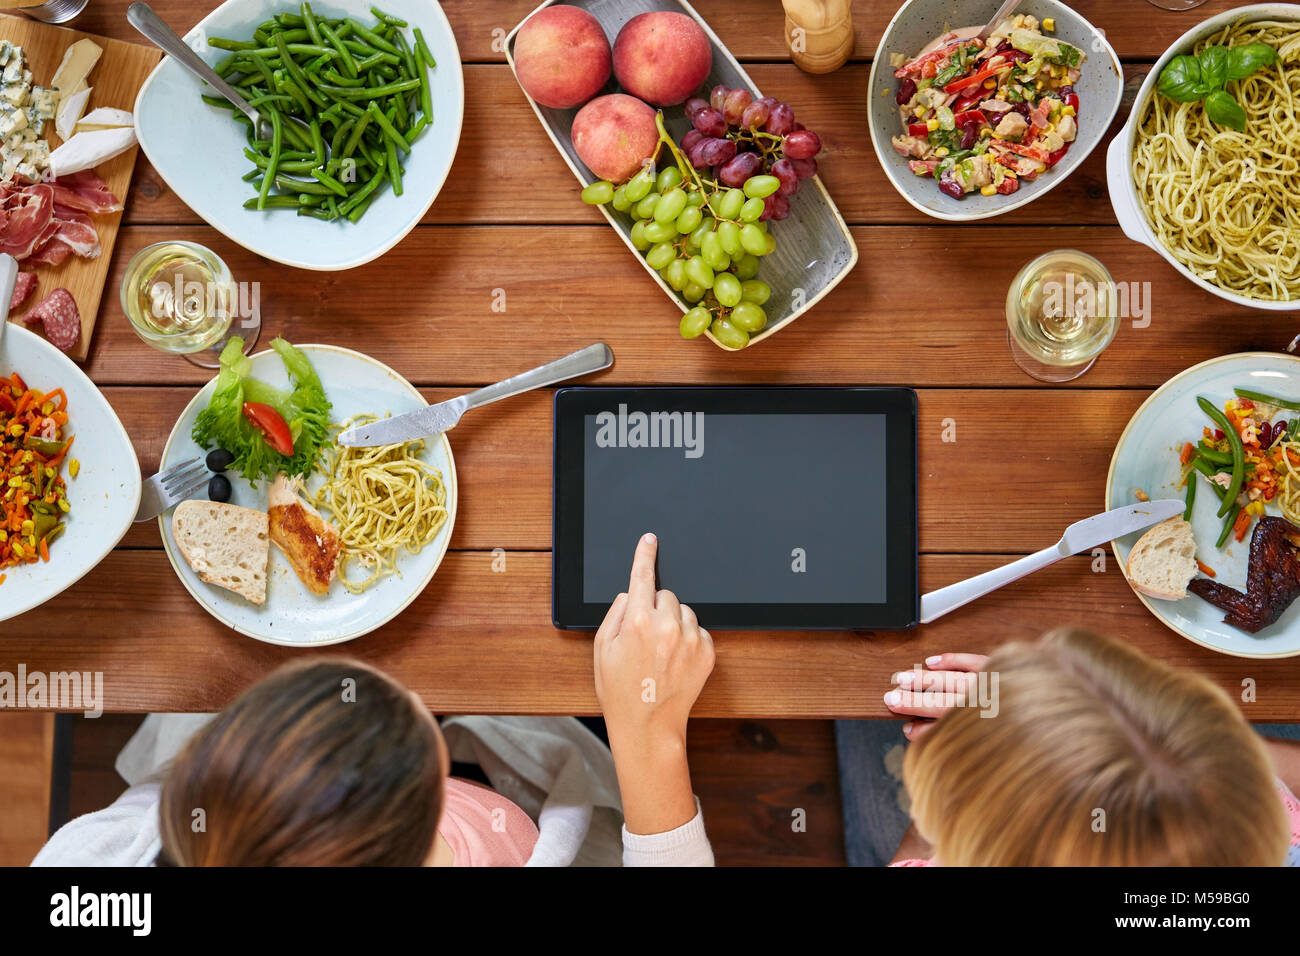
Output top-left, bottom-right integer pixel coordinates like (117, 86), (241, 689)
(24, 288), (81, 352)
(10, 271), (37, 313)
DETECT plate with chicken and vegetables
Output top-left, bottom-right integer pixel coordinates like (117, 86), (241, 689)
(158, 339), (456, 646)
(1108, 353), (1300, 659)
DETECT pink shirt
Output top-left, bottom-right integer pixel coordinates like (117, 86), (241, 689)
(892, 780), (1300, 866)
(438, 778), (539, 867)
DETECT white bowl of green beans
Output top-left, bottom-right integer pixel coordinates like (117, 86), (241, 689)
(134, 1), (464, 270)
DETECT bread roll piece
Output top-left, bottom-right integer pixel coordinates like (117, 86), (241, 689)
(1126, 516), (1198, 601)
(172, 501), (270, 606)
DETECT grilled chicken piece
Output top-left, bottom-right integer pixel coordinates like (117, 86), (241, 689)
(1188, 517), (1300, 633)
(267, 473), (341, 595)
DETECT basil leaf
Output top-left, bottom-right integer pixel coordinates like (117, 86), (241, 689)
(1197, 46), (1228, 90)
(1225, 41), (1277, 81)
(1204, 89), (1248, 131)
(1158, 55), (1207, 102)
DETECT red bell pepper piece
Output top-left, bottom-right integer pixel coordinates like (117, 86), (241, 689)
(908, 122), (930, 138)
(1064, 93), (1080, 112)
(1045, 144), (1071, 168)
(944, 61), (1005, 94)
(996, 176), (1020, 195)
(953, 109), (987, 128)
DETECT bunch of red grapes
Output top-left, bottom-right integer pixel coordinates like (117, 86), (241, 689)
(680, 85), (823, 222)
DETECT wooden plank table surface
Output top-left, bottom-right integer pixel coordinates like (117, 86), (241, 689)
(6, 0), (1300, 717)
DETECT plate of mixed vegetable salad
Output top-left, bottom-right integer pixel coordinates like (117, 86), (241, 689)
(1107, 353), (1300, 658)
(868, 0), (1122, 220)
(0, 323), (140, 623)
(133, 0), (464, 270)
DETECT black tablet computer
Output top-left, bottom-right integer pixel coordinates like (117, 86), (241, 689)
(552, 387), (918, 630)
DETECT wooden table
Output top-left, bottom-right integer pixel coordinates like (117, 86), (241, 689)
(6, 0), (1299, 718)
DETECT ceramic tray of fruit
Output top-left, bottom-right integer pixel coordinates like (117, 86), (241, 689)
(506, 0), (857, 351)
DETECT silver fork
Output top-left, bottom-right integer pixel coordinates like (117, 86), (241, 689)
(134, 458), (209, 522)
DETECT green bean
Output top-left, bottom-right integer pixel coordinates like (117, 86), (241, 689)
(385, 136), (402, 196)
(323, 67), (364, 86)
(1217, 505), (1240, 548)
(1183, 474), (1196, 521)
(210, 37), (259, 51)
(275, 12), (305, 27)
(1198, 396), (1244, 518)
(354, 51), (387, 72)
(1196, 442), (1234, 466)
(300, 2), (323, 45)
(346, 184), (384, 222)
(413, 27), (436, 68)
(366, 100), (405, 153)
(305, 53), (332, 74)
(241, 168), (262, 182)
(1233, 388), (1300, 412)
(276, 32), (326, 107)
(298, 205), (337, 220)
(309, 119), (325, 165)
(1189, 456), (1220, 481)
(338, 159), (386, 215)
(275, 173), (335, 194)
(257, 107), (282, 210)
(330, 118), (354, 157)
(320, 77), (420, 101)
(340, 109), (373, 157)
(311, 165), (350, 197)
(243, 194), (304, 209)
(200, 94), (239, 112)
(415, 51), (431, 124)
(370, 6), (408, 27)
(319, 21), (358, 78)
(343, 39), (400, 66)
(347, 17), (400, 54)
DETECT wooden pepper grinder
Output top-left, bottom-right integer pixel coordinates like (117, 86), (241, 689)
(781, 0), (853, 74)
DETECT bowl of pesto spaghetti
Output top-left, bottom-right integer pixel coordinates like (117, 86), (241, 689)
(1107, 4), (1300, 309)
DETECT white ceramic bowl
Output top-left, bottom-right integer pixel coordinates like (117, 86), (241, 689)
(157, 344), (457, 646)
(867, 0), (1122, 222)
(134, 0), (464, 271)
(0, 323), (141, 623)
(1106, 3), (1300, 311)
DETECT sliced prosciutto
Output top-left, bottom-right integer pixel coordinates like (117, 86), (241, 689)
(47, 170), (122, 216)
(0, 184), (54, 259)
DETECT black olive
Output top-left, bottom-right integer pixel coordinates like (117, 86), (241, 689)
(206, 448), (235, 472)
(208, 474), (232, 503)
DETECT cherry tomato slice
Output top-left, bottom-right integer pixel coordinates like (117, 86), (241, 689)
(242, 402), (294, 457)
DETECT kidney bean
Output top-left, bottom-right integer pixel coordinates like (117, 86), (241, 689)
(896, 78), (917, 105)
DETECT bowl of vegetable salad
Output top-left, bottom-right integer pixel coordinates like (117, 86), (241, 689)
(134, 0), (464, 270)
(868, 0), (1121, 221)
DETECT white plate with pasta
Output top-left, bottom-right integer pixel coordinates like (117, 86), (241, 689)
(158, 344), (457, 646)
(1107, 353), (1300, 659)
(1108, 4), (1300, 310)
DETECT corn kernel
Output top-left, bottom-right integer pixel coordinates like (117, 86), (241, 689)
(926, 118), (939, 131)
(981, 184), (997, 196)
(68, 459), (79, 478)
(57, 498), (69, 513)
(935, 147), (949, 157)
(20, 520), (32, 535)
(983, 77), (996, 89)
(12, 542), (23, 558)
(1043, 17), (1056, 32)
(1063, 105), (1076, 117)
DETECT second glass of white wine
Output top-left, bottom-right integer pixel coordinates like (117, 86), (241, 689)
(1143, 0), (1209, 10)
(120, 240), (260, 368)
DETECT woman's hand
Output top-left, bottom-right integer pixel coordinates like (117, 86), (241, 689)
(594, 533), (715, 834)
(884, 653), (989, 741)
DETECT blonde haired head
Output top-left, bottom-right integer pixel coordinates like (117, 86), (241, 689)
(903, 628), (1288, 866)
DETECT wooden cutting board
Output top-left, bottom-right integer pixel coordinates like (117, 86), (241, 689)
(0, 12), (159, 361)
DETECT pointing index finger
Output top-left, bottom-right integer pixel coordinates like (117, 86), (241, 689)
(628, 532), (658, 611)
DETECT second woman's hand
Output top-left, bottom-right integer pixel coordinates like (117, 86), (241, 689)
(594, 533), (716, 835)
(884, 652), (990, 741)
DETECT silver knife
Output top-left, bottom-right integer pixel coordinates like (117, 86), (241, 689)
(337, 343), (614, 447)
(919, 499), (1185, 624)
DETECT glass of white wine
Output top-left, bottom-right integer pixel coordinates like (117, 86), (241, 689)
(1143, 1), (1209, 10)
(120, 240), (259, 368)
(1006, 250), (1119, 383)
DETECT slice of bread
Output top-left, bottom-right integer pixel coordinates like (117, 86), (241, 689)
(172, 501), (270, 606)
(1126, 516), (1198, 601)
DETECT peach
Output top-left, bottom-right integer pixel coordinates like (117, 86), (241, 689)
(612, 11), (712, 107)
(514, 5), (612, 110)
(571, 93), (660, 183)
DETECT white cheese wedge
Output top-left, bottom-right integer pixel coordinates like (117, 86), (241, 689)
(49, 38), (101, 110)
(55, 85), (90, 139)
(74, 105), (133, 131)
(47, 125), (135, 176)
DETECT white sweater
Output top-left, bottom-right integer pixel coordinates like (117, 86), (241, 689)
(32, 714), (714, 868)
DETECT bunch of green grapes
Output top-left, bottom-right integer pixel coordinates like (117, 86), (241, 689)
(582, 163), (776, 350)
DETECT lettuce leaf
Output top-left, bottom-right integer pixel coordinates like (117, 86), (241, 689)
(190, 337), (332, 485)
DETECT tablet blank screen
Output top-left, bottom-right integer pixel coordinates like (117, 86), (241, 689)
(582, 410), (888, 605)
